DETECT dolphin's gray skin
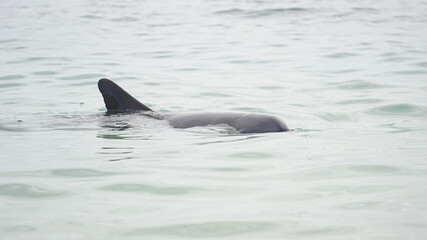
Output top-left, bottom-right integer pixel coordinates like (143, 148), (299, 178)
(98, 78), (288, 133)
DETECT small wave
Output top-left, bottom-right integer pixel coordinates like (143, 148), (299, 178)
(227, 152), (274, 159)
(7, 57), (72, 64)
(199, 92), (233, 98)
(325, 52), (360, 58)
(316, 112), (358, 122)
(391, 70), (427, 75)
(60, 73), (104, 81)
(99, 183), (200, 195)
(70, 81), (99, 86)
(32, 71), (57, 76)
(337, 99), (383, 105)
(0, 38), (17, 43)
(80, 15), (103, 20)
(325, 69), (362, 74)
(175, 67), (199, 72)
(50, 168), (118, 177)
(214, 7), (311, 18)
(258, 85), (284, 90)
(417, 61), (427, 68)
(0, 124), (27, 132)
(335, 80), (389, 90)
(381, 57), (417, 63)
(111, 17), (139, 22)
(0, 183), (64, 198)
(230, 107), (268, 113)
(337, 200), (383, 210)
(0, 83), (22, 88)
(124, 221), (276, 237)
(365, 103), (427, 117)
(352, 7), (379, 12)
(0, 75), (25, 80)
(214, 8), (245, 15)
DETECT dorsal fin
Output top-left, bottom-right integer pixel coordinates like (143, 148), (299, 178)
(98, 78), (153, 112)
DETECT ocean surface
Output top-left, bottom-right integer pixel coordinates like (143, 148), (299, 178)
(1, 0), (427, 239)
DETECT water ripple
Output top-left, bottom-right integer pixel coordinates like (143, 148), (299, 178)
(230, 107), (268, 113)
(0, 38), (17, 43)
(316, 112), (357, 122)
(7, 57), (72, 64)
(81, 15), (103, 20)
(228, 152), (274, 159)
(50, 168), (118, 177)
(337, 99), (383, 105)
(124, 221), (276, 237)
(210, 167), (247, 172)
(199, 92), (233, 98)
(111, 17), (139, 22)
(0, 75), (25, 80)
(0, 83), (22, 88)
(365, 104), (427, 117)
(335, 80), (389, 90)
(0, 124), (27, 132)
(417, 61), (427, 68)
(391, 70), (427, 75)
(295, 226), (356, 236)
(325, 52), (360, 58)
(314, 184), (402, 195)
(99, 183), (200, 195)
(0, 183), (64, 198)
(214, 7), (311, 18)
(32, 71), (57, 76)
(60, 74), (104, 81)
(338, 201), (383, 210)
(290, 164), (405, 182)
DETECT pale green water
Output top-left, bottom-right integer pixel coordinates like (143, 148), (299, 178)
(1, 0), (427, 239)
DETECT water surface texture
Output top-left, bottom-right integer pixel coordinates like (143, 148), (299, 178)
(1, 0), (427, 239)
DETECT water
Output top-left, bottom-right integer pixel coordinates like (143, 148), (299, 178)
(1, 0), (427, 239)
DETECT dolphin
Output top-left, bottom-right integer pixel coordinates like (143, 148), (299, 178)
(98, 78), (288, 133)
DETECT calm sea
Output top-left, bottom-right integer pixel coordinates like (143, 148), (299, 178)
(1, 0), (427, 239)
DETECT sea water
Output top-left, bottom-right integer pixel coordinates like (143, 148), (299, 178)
(1, 0), (427, 239)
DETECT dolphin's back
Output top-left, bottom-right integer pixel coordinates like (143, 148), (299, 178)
(97, 78), (288, 133)
(165, 112), (244, 128)
(165, 112), (288, 133)
(232, 113), (288, 133)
